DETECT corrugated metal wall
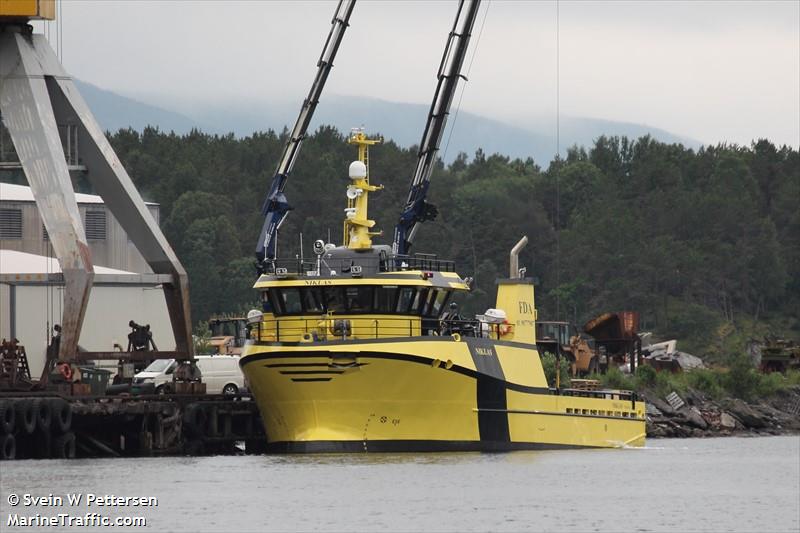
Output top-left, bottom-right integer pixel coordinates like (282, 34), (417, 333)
(0, 199), (159, 273)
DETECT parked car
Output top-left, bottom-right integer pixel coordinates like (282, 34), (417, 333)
(133, 355), (244, 395)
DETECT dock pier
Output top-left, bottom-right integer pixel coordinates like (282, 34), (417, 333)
(0, 394), (266, 460)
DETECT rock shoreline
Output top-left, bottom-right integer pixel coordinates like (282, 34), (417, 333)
(643, 385), (800, 438)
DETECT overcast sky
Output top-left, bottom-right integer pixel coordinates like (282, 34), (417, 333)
(37, 0), (799, 147)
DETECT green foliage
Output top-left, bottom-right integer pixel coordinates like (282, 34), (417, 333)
(786, 370), (800, 386)
(598, 367), (634, 391)
(686, 369), (725, 399)
(105, 128), (798, 343)
(723, 353), (761, 401)
(193, 321), (212, 354)
(588, 356), (797, 400)
(540, 352), (572, 388)
(652, 369), (686, 397)
(754, 371), (787, 398)
(627, 362), (795, 401)
(634, 364), (657, 387)
(716, 358), (797, 401)
(661, 302), (721, 355)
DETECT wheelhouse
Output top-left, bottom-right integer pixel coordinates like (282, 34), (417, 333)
(248, 253), (476, 343)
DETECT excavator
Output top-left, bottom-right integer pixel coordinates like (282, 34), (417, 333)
(536, 321), (600, 376)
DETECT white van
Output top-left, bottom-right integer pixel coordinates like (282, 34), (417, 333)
(134, 355), (244, 395)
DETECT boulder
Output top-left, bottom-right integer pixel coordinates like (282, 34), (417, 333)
(691, 428), (706, 438)
(683, 387), (707, 406)
(646, 402), (663, 416)
(725, 399), (767, 429)
(700, 409), (720, 428)
(648, 396), (677, 416)
(681, 406), (709, 429)
(675, 351), (706, 370)
(719, 412), (737, 430)
(784, 416), (800, 431)
(667, 420), (692, 437)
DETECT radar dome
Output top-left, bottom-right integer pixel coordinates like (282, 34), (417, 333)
(349, 160), (367, 179)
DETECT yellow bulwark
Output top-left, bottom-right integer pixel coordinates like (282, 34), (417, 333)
(0, 0), (55, 20)
(343, 130), (383, 249)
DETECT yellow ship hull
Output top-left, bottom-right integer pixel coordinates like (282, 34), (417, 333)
(241, 336), (646, 452)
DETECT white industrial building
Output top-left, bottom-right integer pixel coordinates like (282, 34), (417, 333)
(0, 184), (174, 379)
(0, 182), (159, 272)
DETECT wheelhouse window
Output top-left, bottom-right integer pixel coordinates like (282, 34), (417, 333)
(396, 287), (416, 314)
(425, 289), (451, 317)
(345, 286), (373, 313)
(410, 288), (427, 315)
(324, 287), (346, 313)
(374, 286), (399, 313)
(301, 288), (325, 313)
(266, 285), (454, 317)
(278, 288), (303, 314)
(261, 290), (273, 313)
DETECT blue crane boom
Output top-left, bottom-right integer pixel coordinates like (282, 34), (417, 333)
(392, 0), (481, 257)
(256, 0), (356, 273)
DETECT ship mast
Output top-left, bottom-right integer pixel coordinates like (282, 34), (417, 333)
(343, 129), (383, 250)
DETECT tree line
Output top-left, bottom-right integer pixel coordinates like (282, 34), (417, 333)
(107, 126), (799, 360)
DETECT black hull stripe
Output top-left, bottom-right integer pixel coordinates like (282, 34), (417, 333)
(466, 340), (510, 443)
(266, 440), (609, 453)
(265, 363), (333, 368)
(248, 336), (535, 349)
(290, 378), (332, 382)
(280, 370), (344, 375)
(241, 350), (550, 395)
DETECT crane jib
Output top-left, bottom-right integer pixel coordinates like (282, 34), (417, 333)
(255, 0), (356, 272)
(393, 0), (482, 257)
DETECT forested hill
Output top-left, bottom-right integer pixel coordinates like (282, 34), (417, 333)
(107, 127), (799, 360)
(76, 80), (699, 163)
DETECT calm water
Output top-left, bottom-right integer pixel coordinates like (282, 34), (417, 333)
(1, 436), (798, 532)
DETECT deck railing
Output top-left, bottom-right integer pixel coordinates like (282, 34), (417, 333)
(553, 387), (639, 404)
(262, 253), (456, 276)
(251, 316), (511, 343)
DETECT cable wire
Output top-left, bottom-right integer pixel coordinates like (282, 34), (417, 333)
(59, 0), (62, 60)
(555, 0), (561, 320)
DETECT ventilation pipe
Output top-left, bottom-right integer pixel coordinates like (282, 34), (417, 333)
(509, 236), (529, 278)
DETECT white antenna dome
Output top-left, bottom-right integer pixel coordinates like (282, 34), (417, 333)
(349, 160), (367, 179)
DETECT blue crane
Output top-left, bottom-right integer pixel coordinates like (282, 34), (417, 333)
(255, 0), (356, 274)
(392, 0), (482, 257)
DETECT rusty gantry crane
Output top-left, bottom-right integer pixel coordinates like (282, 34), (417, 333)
(0, 0), (193, 385)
